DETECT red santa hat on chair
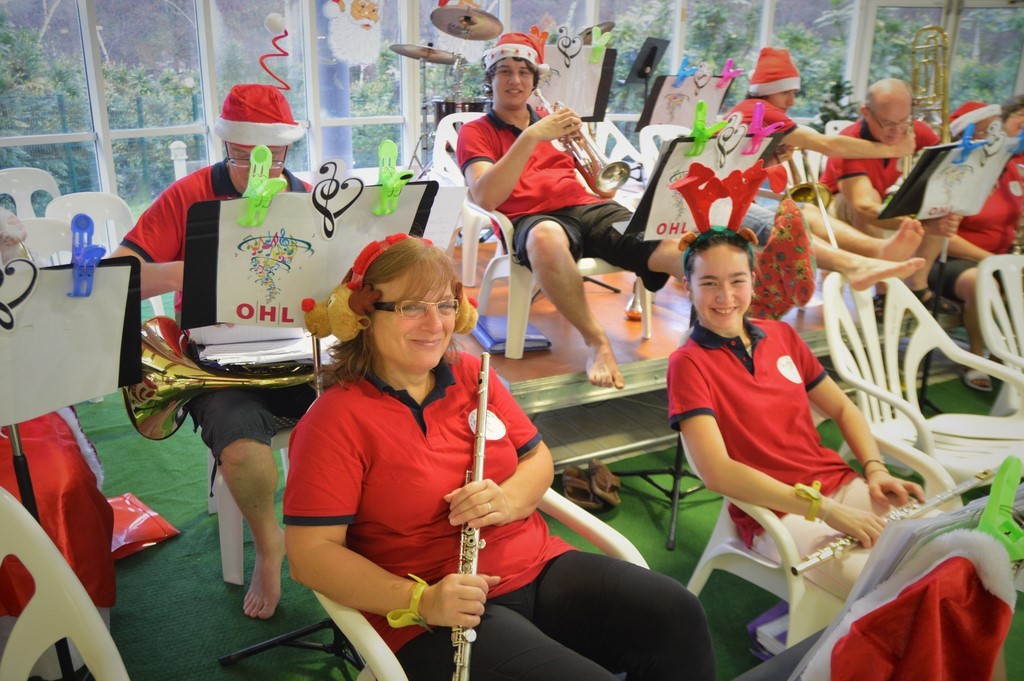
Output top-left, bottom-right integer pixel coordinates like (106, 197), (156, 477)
(481, 30), (551, 76)
(949, 100), (1002, 138)
(748, 47), (801, 96)
(213, 84), (305, 147)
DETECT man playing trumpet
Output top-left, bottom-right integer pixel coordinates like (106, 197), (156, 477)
(457, 30), (688, 390)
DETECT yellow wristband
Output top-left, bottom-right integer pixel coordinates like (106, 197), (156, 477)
(794, 481), (823, 521)
(386, 574), (432, 631)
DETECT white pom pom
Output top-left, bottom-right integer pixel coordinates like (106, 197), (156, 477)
(265, 12), (287, 34)
(323, 1), (342, 19)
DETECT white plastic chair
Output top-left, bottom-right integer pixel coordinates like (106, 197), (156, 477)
(464, 201), (652, 360)
(45, 192), (165, 318)
(208, 428), (293, 585)
(592, 121), (642, 172)
(976, 254), (1024, 418)
(20, 217), (74, 265)
(429, 111), (491, 286)
(683, 422), (957, 650)
(0, 167), (61, 219)
(637, 124), (690, 183)
(311, 487), (648, 681)
(0, 486), (130, 680)
(822, 271), (1024, 483)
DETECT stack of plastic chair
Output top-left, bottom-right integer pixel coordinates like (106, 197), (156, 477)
(0, 167), (61, 219)
(637, 124), (689, 183)
(976, 254), (1024, 418)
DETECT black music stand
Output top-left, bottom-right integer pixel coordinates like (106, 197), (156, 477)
(624, 38), (669, 107)
(219, 618), (363, 674)
(615, 436), (703, 550)
(1, 257), (141, 679)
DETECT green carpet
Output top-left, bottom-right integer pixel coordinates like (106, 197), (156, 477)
(72, 376), (1022, 680)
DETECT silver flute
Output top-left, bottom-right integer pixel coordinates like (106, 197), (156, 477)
(791, 469), (993, 575)
(452, 352), (490, 681)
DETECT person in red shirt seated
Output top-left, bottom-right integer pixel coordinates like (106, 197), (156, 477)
(284, 234), (714, 681)
(111, 84), (316, 620)
(456, 31), (690, 391)
(927, 99), (1024, 391)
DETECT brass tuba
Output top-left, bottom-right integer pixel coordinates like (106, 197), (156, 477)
(122, 316), (314, 440)
(533, 89), (631, 196)
(910, 26), (951, 145)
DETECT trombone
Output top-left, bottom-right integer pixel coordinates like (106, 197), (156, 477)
(786, 149), (838, 248)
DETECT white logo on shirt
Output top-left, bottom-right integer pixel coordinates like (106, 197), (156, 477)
(1009, 180), (1022, 198)
(777, 355), (802, 384)
(469, 409), (507, 440)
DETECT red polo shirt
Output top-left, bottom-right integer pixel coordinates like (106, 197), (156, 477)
(727, 98), (799, 135)
(820, 119), (939, 194)
(283, 352), (571, 652)
(456, 108), (602, 220)
(667, 320), (857, 546)
(957, 162), (1023, 254)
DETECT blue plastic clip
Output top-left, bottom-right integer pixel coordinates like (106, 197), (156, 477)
(238, 144), (288, 227)
(717, 58), (744, 89)
(372, 140), (414, 216)
(953, 122), (990, 164)
(1008, 129), (1024, 155)
(672, 56), (699, 88)
(589, 26), (612, 64)
(743, 101), (786, 155)
(68, 213), (106, 298)
(685, 100), (728, 157)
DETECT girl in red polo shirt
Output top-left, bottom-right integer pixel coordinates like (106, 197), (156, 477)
(284, 235), (714, 681)
(667, 165), (925, 600)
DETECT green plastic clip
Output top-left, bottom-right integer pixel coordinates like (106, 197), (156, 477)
(589, 26), (612, 64)
(685, 100), (728, 158)
(372, 139), (414, 216)
(238, 144), (287, 227)
(977, 457), (1024, 562)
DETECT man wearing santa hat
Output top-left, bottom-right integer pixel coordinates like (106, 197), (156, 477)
(112, 83), (315, 620)
(456, 31), (690, 391)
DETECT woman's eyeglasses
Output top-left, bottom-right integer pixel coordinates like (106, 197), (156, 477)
(373, 299), (459, 318)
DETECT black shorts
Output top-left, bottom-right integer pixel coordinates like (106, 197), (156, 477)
(927, 257), (976, 301)
(189, 384), (316, 458)
(511, 202), (671, 292)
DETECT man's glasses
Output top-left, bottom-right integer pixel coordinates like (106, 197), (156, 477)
(373, 299), (459, 318)
(227, 157), (286, 170)
(867, 109), (911, 130)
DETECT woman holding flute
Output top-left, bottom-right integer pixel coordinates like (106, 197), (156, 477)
(283, 234), (713, 680)
(667, 165), (925, 599)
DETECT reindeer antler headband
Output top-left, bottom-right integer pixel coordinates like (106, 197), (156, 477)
(670, 159), (788, 270)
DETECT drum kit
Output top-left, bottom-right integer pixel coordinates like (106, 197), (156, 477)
(391, 5), (503, 174)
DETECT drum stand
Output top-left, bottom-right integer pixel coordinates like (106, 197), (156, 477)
(409, 56), (434, 178)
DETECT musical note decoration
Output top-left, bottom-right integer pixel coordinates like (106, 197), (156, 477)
(238, 229), (314, 303)
(685, 100), (728, 157)
(555, 26), (582, 68)
(373, 140), (415, 216)
(312, 161), (365, 240)
(742, 101), (785, 155)
(0, 257), (38, 331)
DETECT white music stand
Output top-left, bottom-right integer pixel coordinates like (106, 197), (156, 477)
(0, 257), (140, 680)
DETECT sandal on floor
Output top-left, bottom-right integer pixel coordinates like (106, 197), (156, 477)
(910, 288), (960, 316)
(562, 467), (606, 511)
(588, 460), (622, 507)
(963, 368), (993, 392)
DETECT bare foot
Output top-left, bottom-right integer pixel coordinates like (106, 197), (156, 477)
(846, 257), (926, 291)
(587, 343), (625, 389)
(878, 218), (925, 262)
(243, 527), (285, 619)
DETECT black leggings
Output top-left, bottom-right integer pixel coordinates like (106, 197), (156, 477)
(395, 551), (715, 681)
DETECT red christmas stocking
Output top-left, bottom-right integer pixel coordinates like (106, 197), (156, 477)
(750, 199), (817, 320)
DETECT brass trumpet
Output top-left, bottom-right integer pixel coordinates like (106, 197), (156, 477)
(122, 316), (314, 440)
(533, 89), (631, 197)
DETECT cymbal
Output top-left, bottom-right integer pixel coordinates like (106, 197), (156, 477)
(389, 43), (457, 65)
(579, 21), (615, 45)
(430, 5), (503, 41)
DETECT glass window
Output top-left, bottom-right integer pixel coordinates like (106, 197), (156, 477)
(510, 1), (585, 36)
(771, 0), (857, 122)
(417, 0), (491, 129)
(868, 6), (943, 84)
(684, 0), (761, 117)
(0, 142), (99, 213)
(599, 0), (674, 117)
(950, 7), (1024, 109)
(113, 135), (208, 214)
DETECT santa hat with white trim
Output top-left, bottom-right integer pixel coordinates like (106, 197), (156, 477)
(748, 47), (801, 96)
(213, 84), (305, 147)
(481, 32), (550, 77)
(949, 100), (1002, 138)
